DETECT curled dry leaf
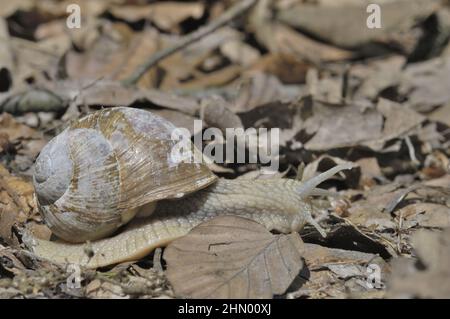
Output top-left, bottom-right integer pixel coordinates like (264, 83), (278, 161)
(164, 216), (305, 299)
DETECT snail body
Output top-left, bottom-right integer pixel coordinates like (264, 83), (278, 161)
(27, 107), (352, 268)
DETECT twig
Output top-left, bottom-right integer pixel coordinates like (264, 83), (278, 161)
(122, 0), (257, 86)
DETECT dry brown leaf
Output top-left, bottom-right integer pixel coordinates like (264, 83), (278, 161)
(0, 165), (35, 213)
(152, 109), (200, 136)
(347, 184), (404, 231)
(0, 164), (37, 246)
(250, 53), (310, 84)
(164, 216), (305, 299)
(0, 18), (13, 93)
(108, 2), (204, 32)
(366, 98), (425, 149)
(220, 39), (260, 67)
(232, 72), (304, 113)
(174, 65), (241, 91)
(160, 27), (242, 90)
(0, 113), (39, 141)
(304, 99), (424, 151)
(267, 24), (354, 63)
(249, 0), (353, 63)
(352, 55), (406, 100)
(356, 158), (382, 188)
(200, 95), (243, 131)
(388, 228), (450, 298)
(85, 279), (128, 299)
(0, 0), (33, 17)
(276, 0), (439, 48)
(8, 37), (62, 89)
(0, 245), (26, 275)
(397, 203), (450, 229)
(288, 243), (388, 299)
(66, 24), (160, 88)
(304, 102), (384, 151)
(302, 243), (384, 270)
(0, 89), (63, 115)
(428, 103), (450, 127)
(44, 79), (200, 116)
(399, 57), (450, 113)
(0, 113), (46, 168)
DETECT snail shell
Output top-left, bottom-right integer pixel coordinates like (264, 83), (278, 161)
(33, 107), (216, 243)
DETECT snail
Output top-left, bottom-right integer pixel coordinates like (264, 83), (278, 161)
(25, 107), (353, 269)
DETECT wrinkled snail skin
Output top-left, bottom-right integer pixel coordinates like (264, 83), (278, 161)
(26, 107), (353, 269)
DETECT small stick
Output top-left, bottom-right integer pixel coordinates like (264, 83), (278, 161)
(122, 0), (257, 86)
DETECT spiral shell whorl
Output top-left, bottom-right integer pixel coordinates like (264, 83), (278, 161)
(34, 131), (73, 206)
(33, 107), (217, 243)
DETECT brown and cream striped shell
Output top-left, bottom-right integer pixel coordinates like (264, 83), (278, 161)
(33, 107), (216, 243)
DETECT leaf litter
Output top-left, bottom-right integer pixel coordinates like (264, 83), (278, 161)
(0, 0), (450, 299)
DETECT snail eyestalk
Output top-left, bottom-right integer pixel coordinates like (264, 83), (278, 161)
(296, 163), (355, 238)
(295, 163), (355, 199)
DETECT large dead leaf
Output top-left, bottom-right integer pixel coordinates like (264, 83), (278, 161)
(396, 203), (450, 229)
(303, 101), (384, 151)
(276, 0), (440, 48)
(249, 1), (353, 63)
(66, 24), (161, 88)
(164, 216), (305, 299)
(399, 57), (450, 113)
(304, 98), (424, 151)
(352, 55), (406, 100)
